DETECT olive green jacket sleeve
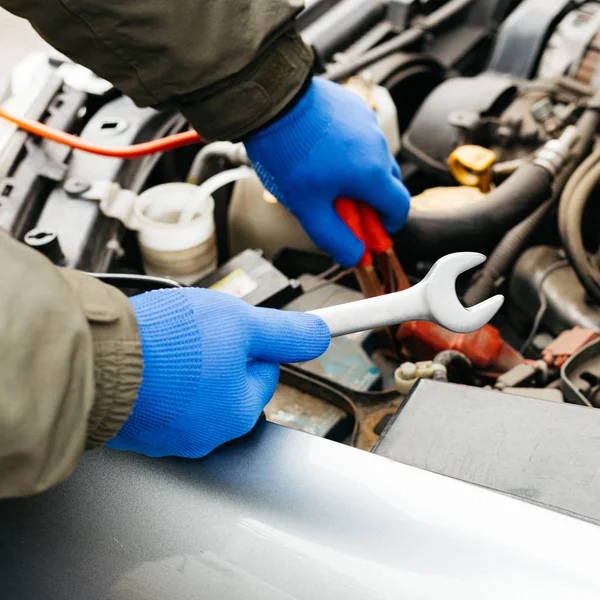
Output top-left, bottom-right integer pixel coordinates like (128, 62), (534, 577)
(0, 233), (141, 499)
(0, 0), (314, 141)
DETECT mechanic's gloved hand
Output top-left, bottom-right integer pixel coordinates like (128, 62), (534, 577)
(107, 288), (330, 458)
(244, 77), (410, 267)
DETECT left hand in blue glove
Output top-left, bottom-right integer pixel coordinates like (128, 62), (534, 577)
(244, 77), (410, 267)
(106, 288), (330, 458)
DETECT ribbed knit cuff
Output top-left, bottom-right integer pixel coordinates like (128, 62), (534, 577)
(117, 290), (203, 438)
(244, 78), (333, 200)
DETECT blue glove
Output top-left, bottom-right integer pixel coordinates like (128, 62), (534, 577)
(107, 288), (330, 458)
(245, 77), (410, 267)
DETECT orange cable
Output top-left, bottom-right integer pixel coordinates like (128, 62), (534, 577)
(0, 106), (202, 158)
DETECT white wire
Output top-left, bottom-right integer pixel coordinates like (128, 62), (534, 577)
(178, 165), (254, 224)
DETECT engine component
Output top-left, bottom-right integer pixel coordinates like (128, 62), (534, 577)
(464, 102), (599, 306)
(131, 182), (217, 284)
(324, 0), (514, 82)
(558, 142), (600, 303)
(195, 249), (301, 309)
(394, 360), (447, 394)
(12, 100), (186, 271)
(0, 83), (84, 237)
(538, 4), (600, 84)
(397, 320), (526, 372)
(432, 349), (474, 384)
(487, 0), (572, 78)
(228, 173), (319, 260)
(509, 246), (600, 336)
(573, 28), (600, 88)
(400, 123), (578, 260)
(403, 72), (592, 188)
(295, 335), (381, 392)
(542, 327), (599, 368)
(64, 175), (226, 284)
(462, 200), (553, 307)
(399, 161), (553, 259)
(402, 73), (518, 179)
(561, 337), (600, 406)
(488, 0), (600, 88)
(494, 362), (547, 390)
(301, 0), (387, 64)
(409, 185), (485, 210)
(447, 144), (496, 191)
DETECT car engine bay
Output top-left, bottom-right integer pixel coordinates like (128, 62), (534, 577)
(3, 0), (600, 455)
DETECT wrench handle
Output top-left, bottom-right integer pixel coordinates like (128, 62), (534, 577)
(308, 283), (428, 337)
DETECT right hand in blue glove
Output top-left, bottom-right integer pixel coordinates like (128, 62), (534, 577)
(244, 77), (410, 267)
(106, 288), (330, 458)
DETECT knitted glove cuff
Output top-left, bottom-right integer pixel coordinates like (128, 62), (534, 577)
(244, 78), (332, 199)
(118, 289), (203, 438)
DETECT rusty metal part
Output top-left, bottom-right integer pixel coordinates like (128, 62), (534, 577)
(265, 384), (349, 438)
(358, 403), (404, 451)
(574, 30), (600, 88)
(280, 365), (403, 451)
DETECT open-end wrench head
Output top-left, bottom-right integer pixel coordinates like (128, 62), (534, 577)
(422, 252), (504, 333)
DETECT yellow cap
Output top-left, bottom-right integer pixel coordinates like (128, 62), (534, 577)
(448, 145), (496, 193)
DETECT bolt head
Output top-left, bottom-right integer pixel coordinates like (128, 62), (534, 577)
(64, 178), (91, 195)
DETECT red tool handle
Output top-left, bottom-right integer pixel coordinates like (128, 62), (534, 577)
(335, 198), (393, 267)
(335, 198), (372, 267)
(357, 202), (393, 254)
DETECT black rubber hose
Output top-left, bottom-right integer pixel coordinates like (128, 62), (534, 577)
(558, 144), (600, 243)
(533, 106), (600, 303)
(433, 350), (474, 385)
(463, 105), (600, 305)
(570, 107), (600, 152)
(324, 0), (475, 81)
(463, 200), (552, 306)
(463, 160), (574, 306)
(303, 0), (387, 63)
(558, 158), (600, 303)
(400, 163), (553, 258)
(464, 156), (581, 307)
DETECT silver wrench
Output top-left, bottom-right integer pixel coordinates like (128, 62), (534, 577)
(308, 252), (504, 337)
